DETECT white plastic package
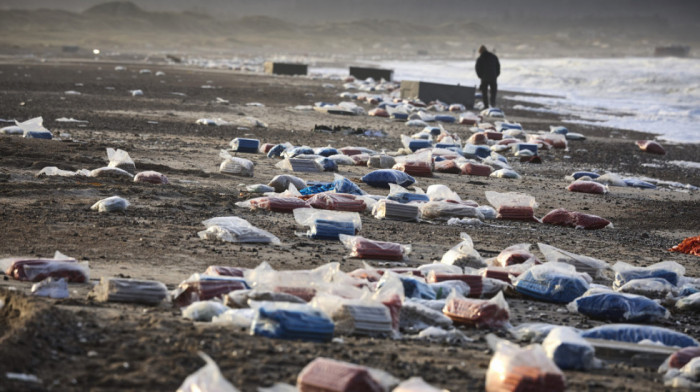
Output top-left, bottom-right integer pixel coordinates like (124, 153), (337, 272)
(91, 196), (130, 212)
(425, 184), (460, 202)
(419, 201), (484, 221)
(177, 352), (240, 392)
(676, 292), (700, 311)
(268, 174), (306, 193)
(537, 243), (609, 278)
(30, 277), (69, 299)
(182, 300), (229, 322)
(106, 148), (136, 173)
(198, 216), (281, 244)
(219, 150), (254, 177)
(440, 232), (485, 268)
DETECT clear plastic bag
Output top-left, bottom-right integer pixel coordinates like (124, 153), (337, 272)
(537, 243), (609, 278)
(490, 168), (521, 179)
(581, 324), (699, 348)
(275, 158), (322, 173)
(664, 357), (700, 389)
(485, 191), (538, 221)
(440, 232), (485, 269)
(198, 216), (280, 244)
(513, 262), (590, 303)
(172, 274), (250, 307)
(367, 154), (396, 169)
(490, 243), (538, 267)
(31, 277), (69, 299)
(133, 170), (169, 184)
(251, 301), (335, 342)
(430, 280), (471, 299)
(569, 291), (669, 323)
(219, 150), (254, 177)
(91, 196), (130, 212)
(542, 326), (596, 370)
(612, 260), (685, 289)
(4, 253), (89, 283)
(93, 277), (168, 305)
(677, 292), (700, 311)
(88, 167), (134, 178)
(387, 183), (430, 204)
(297, 357), (384, 392)
(294, 208), (361, 239)
(268, 174), (306, 193)
(442, 290), (510, 329)
(339, 234), (410, 261)
(616, 277), (677, 299)
(106, 147), (136, 173)
(372, 199), (421, 222)
(508, 322), (563, 343)
(307, 193), (366, 212)
(182, 300), (229, 322)
(400, 299), (454, 331)
(419, 201), (484, 221)
(211, 308), (256, 329)
(485, 335), (566, 392)
(17, 116), (52, 139)
(177, 352), (240, 392)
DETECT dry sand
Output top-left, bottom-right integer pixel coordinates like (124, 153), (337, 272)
(0, 58), (699, 391)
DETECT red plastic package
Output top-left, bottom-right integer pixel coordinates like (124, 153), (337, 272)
(442, 291), (509, 328)
(567, 181), (608, 195)
(467, 132), (488, 145)
(259, 143), (275, 154)
(204, 265), (246, 277)
(350, 153), (370, 166)
(340, 235), (410, 261)
(461, 162), (492, 176)
(6, 258), (88, 283)
(274, 286), (317, 302)
(542, 208), (611, 230)
(636, 140), (666, 155)
(249, 197), (308, 213)
(494, 244), (539, 267)
(368, 108), (390, 117)
(306, 193), (366, 212)
(485, 131), (503, 141)
(297, 357), (383, 392)
(393, 161), (432, 177)
(668, 347), (700, 369)
(172, 277), (248, 307)
(434, 159), (461, 174)
(542, 208), (575, 227)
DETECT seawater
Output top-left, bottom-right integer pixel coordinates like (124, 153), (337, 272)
(316, 57), (700, 143)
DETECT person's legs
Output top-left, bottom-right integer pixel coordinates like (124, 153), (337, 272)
(489, 80), (498, 107)
(480, 80), (489, 108)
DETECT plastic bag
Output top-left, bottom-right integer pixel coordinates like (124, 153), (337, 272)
(219, 150), (254, 177)
(485, 335), (566, 392)
(424, 184), (459, 202)
(430, 280), (471, 299)
(373, 272), (405, 331)
(239, 197), (308, 213)
(428, 273), (508, 299)
(36, 166), (87, 178)
(372, 199), (420, 222)
(294, 209), (361, 240)
(268, 175), (306, 193)
(440, 232), (485, 269)
(230, 138), (260, 153)
(91, 196), (129, 212)
(339, 234), (410, 261)
(508, 323), (563, 343)
(31, 277), (69, 299)
(362, 169), (416, 189)
(246, 184), (274, 193)
(443, 290), (509, 329)
(198, 216), (281, 244)
(659, 347), (700, 373)
(400, 299), (454, 331)
(567, 180), (608, 194)
(542, 326), (596, 370)
(331, 301), (393, 336)
(580, 324), (699, 348)
(172, 274), (250, 307)
(491, 243), (538, 267)
(267, 142), (293, 158)
(677, 292), (700, 311)
(541, 208), (611, 230)
(177, 352), (240, 392)
(612, 260), (684, 289)
(616, 277), (677, 299)
(513, 262), (589, 303)
(17, 117), (52, 139)
(4, 253), (89, 283)
(182, 300), (229, 322)
(393, 377), (445, 392)
(307, 193), (366, 212)
(490, 169), (521, 179)
(568, 291), (669, 322)
(663, 357), (700, 389)
(252, 302), (335, 342)
(297, 357), (384, 392)
(485, 191), (538, 222)
(212, 308), (256, 329)
(92, 277), (168, 305)
(367, 154), (396, 169)
(400, 276), (436, 300)
(106, 148), (135, 173)
(387, 183), (430, 204)
(88, 167), (134, 178)
(419, 201), (484, 221)
(537, 243), (608, 277)
(133, 171), (169, 185)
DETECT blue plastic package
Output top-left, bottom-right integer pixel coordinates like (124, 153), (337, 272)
(623, 178), (657, 189)
(316, 157), (338, 172)
(333, 175), (366, 195)
(435, 143), (461, 151)
(310, 219), (356, 240)
(407, 139), (432, 152)
(252, 303), (334, 342)
(569, 292), (669, 322)
(391, 112), (409, 121)
(361, 170), (416, 189)
(435, 115), (456, 123)
(400, 277), (436, 300)
(550, 126), (569, 135)
(543, 326), (595, 370)
(286, 146), (315, 158)
(24, 130), (53, 139)
(230, 138), (260, 153)
(613, 261), (683, 289)
(315, 147), (340, 157)
(267, 144), (288, 158)
(571, 171), (600, 180)
(387, 192), (430, 204)
(299, 182), (334, 196)
(514, 263), (589, 304)
(462, 144), (491, 159)
(580, 324), (699, 348)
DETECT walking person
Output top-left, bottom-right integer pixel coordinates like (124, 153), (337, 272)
(475, 45), (500, 108)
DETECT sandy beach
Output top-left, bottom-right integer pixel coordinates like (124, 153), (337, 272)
(0, 57), (699, 391)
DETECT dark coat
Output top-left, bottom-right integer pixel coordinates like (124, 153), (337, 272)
(475, 50), (500, 81)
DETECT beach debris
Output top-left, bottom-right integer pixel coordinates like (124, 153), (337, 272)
(567, 180), (608, 194)
(172, 274), (249, 307)
(441, 233), (485, 268)
(669, 235), (700, 256)
(612, 260), (684, 290)
(513, 262), (589, 303)
(296, 357), (383, 391)
(637, 140), (666, 155)
(219, 150), (254, 177)
(55, 117), (88, 123)
(89, 167), (133, 178)
(485, 335), (566, 392)
(663, 357), (700, 389)
(196, 118), (228, 126)
(443, 291), (509, 329)
(373, 199), (421, 222)
(252, 302), (334, 342)
(198, 216), (281, 244)
(294, 209), (361, 240)
(182, 300), (229, 322)
(129, 89), (143, 96)
(485, 191), (538, 222)
(2, 251), (89, 283)
(36, 166), (90, 178)
(541, 208), (612, 230)
(0, 125), (22, 135)
(568, 290), (669, 322)
(177, 353), (240, 392)
(134, 170), (169, 184)
(230, 138), (260, 153)
(16, 117), (52, 139)
(676, 292), (700, 311)
(92, 277), (168, 305)
(580, 324), (698, 348)
(106, 147), (136, 173)
(537, 243), (609, 277)
(542, 326), (597, 370)
(362, 169), (416, 188)
(31, 277), (69, 299)
(91, 196), (129, 212)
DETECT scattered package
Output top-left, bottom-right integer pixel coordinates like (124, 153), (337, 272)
(537, 243), (609, 277)
(339, 234), (410, 261)
(92, 277), (169, 305)
(219, 150), (254, 176)
(198, 216), (280, 244)
(419, 201), (484, 221)
(612, 260), (684, 290)
(252, 302), (335, 342)
(134, 170), (169, 184)
(297, 357), (383, 392)
(373, 200), (421, 222)
(31, 277), (69, 299)
(307, 193), (366, 212)
(106, 148), (136, 173)
(361, 169), (416, 188)
(541, 208), (611, 230)
(542, 326), (596, 370)
(580, 324), (699, 348)
(332, 303), (393, 336)
(442, 291), (510, 329)
(568, 291), (669, 322)
(513, 262), (589, 303)
(182, 300), (229, 322)
(669, 235), (700, 257)
(636, 140), (666, 155)
(440, 232), (485, 269)
(177, 353), (240, 392)
(485, 191), (539, 222)
(172, 274), (250, 307)
(567, 180), (608, 195)
(2, 252), (89, 283)
(91, 196), (130, 212)
(230, 138), (260, 153)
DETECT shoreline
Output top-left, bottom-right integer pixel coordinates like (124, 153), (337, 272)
(0, 58), (698, 391)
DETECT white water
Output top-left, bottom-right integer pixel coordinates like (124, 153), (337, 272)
(314, 57), (700, 143)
